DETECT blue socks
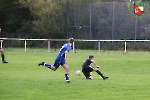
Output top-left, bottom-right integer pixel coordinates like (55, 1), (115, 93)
(65, 74), (70, 82)
(44, 63), (70, 82)
(44, 63), (51, 69)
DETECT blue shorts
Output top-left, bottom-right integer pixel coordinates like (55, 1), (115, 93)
(53, 57), (66, 68)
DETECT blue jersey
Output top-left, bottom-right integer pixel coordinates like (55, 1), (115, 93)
(57, 43), (72, 58)
(53, 43), (72, 68)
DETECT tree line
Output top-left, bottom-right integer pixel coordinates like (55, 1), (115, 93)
(0, 0), (128, 39)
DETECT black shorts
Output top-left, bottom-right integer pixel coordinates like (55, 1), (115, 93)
(82, 66), (94, 78)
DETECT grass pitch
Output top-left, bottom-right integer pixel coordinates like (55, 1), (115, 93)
(0, 48), (150, 100)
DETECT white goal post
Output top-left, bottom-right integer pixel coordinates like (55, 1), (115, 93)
(0, 38), (149, 53)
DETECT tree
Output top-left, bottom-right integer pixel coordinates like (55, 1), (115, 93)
(0, 0), (32, 33)
(18, 0), (68, 38)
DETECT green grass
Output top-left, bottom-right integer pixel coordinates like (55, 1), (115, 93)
(0, 48), (150, 100)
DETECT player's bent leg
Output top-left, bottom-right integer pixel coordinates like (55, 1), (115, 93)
(62, 64), (69, 73)
(0, 49), (4, 54)
(38, 62), (52, 69)
(50, 66), (57, 71)
(62, 64), (70, 83)
(38, 61), (59, 71)
(94, 69), (109, 80)
(82, 69), (93, 80)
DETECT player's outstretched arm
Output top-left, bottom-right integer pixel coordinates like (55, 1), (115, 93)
(91, 60), (100, 68)
(65, 51), (69, 64)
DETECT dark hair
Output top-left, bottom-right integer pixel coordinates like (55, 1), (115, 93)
(68, 38), (74, 43)
(89, 55), (94, 59)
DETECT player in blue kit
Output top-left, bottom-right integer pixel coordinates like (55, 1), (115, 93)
(38, 38), (74, 83)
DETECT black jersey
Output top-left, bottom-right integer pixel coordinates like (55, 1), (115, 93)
(82, 58), (93, 69)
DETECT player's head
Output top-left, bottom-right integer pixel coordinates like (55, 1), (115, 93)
(89, 55), (94, 59)
(68, 38), (74, 44)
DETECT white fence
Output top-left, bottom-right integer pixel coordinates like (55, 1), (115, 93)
(0, 38), (150, 53)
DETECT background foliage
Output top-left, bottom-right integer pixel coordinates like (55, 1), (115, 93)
(0, 0), (137, 38)
(0, 0), (150, 50)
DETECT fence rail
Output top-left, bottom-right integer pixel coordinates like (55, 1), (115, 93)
(0, 38), (149, 53)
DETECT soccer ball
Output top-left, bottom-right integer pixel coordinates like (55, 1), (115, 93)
(75, 70), (81, 75)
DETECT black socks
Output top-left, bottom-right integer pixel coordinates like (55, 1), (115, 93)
(1, 54), (4, 60)
(96, 70), (104, 78)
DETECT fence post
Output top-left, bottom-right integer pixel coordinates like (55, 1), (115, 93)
(48, 40), (50, 53)
(73, 41), (75, 53)
(124, 40), (127, 53)
(24, 39), (27, 52)
(98, 40), (100, 52)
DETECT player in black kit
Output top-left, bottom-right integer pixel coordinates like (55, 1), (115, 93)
(82, 55), (108, 80)
(0, 28), (8, 63)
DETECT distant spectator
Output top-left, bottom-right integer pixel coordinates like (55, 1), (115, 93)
(0, 27), (8, 63)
